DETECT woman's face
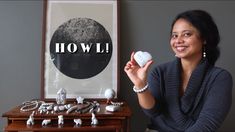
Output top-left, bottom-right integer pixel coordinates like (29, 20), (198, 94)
(170, 18), (203, 60)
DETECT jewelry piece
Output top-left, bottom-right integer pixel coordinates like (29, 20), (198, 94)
(21, 101), (39, 112)
(203, 47), (206, 58)
(64, 104), (73, 110)
(110, 101), (124, 106)
(77, 105), (93, 114)
(133, 83), (148, 93)
(89, 101), (100, 113)
(66, 105), (79, 114)
(47, 105), (53, 111)
(76, 102), (93, 114)
(38, 102), (54, 114)
(58, 105), (65, 111)
(54, 105), (59, 112)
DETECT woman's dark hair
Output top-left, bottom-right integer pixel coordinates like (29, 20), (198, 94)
(171, 10), (220, 65)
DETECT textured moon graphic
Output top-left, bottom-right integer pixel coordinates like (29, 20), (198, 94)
(50, 18), (112, 79)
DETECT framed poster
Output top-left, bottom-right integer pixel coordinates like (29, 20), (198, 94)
(41, 0), (119, 99)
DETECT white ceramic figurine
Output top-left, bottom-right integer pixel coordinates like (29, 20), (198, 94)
(26, 111), (35, 125)
(42, 119), (51, 126)
(91, 112), (98, 125)
(74, 118), (82, 126)
(58, 115), (64, 125)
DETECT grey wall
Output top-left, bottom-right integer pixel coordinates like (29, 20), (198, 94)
(1, 1), (235, 131)
(0, 0), (42, 130)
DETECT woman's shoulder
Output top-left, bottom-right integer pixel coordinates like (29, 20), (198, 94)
(208, 66), (232, 79)
(206, 66), (233, 90)
(204, 66), (233, 99)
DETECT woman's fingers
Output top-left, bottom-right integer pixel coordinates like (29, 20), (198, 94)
(130, 52), (135, 62)
(130, 51), (138, 65)
(124, 66), (129, 72)
(124, 52), (139, 73)
(124, 61), (132, 71)
(143, 60), (153, 71)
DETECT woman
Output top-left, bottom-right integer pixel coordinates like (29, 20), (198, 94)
(124, 10), (233, 131)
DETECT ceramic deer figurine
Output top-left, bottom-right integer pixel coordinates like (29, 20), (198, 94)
(26, 111), (35, 125)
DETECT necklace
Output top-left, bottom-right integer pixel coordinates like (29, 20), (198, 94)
(111, 101), (123, 106)
(20, 101), (40, 112)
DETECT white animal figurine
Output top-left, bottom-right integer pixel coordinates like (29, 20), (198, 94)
(91, 113), (98, 125)
(74, 118), (82, 126)
(26, 111), (35, 125)
(42, 119), (51, 126)
(58, 115), (64, 125)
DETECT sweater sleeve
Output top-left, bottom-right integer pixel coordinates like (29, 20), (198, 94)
(186, 70), (233, 132)
(142, 67), (163, 118)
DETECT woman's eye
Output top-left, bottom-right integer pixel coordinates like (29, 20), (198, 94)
(184, 33), (191, 37)
(171, 34), (178, 39)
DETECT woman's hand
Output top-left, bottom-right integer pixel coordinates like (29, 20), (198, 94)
(124, 52), (153, 88)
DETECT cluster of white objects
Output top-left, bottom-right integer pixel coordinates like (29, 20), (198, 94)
(25, 87), (124, 126)
(26, 112), (98, 126)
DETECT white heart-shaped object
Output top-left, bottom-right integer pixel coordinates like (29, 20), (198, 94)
(134, 51), (152, 67)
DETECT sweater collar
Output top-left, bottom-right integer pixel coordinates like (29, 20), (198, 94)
(166, 58), (210, 114)
(180, 58), (210, 114)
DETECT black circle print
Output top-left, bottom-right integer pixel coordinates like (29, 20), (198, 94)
(50, 18), (112, 79)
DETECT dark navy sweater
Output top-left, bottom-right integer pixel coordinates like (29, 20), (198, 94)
(143, 58), (233, 131)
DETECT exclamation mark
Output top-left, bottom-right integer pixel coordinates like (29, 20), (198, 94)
(106, 43), (109, 53)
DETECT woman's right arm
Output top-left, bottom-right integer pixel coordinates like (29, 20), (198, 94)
(124, 52), (155, 109)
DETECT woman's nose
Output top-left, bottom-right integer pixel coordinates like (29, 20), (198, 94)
(175, 36), (184, 44)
